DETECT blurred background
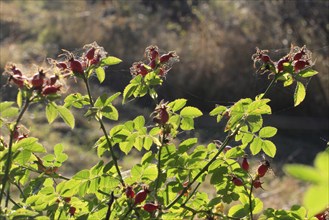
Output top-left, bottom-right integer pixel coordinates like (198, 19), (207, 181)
(0, 0), (328, 166)
(0, 0), (328, 210)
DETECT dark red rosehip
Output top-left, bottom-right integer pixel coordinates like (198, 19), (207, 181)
(69, 58), (84, 74)
(294, 60), (308, 72)
(11, 66), (22, 76)
(232, 177), (243, 186)
(48, 75), (58, 85)
(260, 54), (271, 63)
(257, 161), (270, 177)
(85, 47), (96, 60)
(143, 203), (158, 213)
(42, 85), (61, 95)
(90, 54), (101, 66)
(11, 75), (26, 88)
(241, 157), (249, 171)
(293, 50), (305, 61)
(149, 59), (157, 69)
(134, 188), (149, 205)
(315, 211), (326, 220)
(276, 57), (290, 73)
(56, 62), (68, 70)
(125, 186), (135, 199)
(64, 197), (71, 203)
(150, 50), (159, 60)
(30, 71), (45, 89)
(253, 178), (263, 189)
(160, 52), (175, 63)
(69, 206), (76, 216)
(139, 64), (148, 76)
(159, 107), (169, 124)
(17, 134), (28, 141)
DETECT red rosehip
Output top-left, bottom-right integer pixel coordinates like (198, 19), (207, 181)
(253, 178), (263, 189)
(257, 160), (270, 177)
(69, 206), (76, 216)
(56, 62), (68, 70)
(277, 57), (290, 73)
(260, 54), (271, 63)
(11, 66), (22, 76)
(90, 54), (101, 66)
(10, 75), (26, 88)
(85, 47), (96, 60)
(139, 64), (148, 76)
(294, 60), (308, 72)
(232, 177), (244, 186)
(17, 134), (28, 141)
(224, 146), (232, 152)
(42, 85), (61, 95)
(149, 59), (157, 69)
(143, 203), (158, 213)
(159, 107), (169, 124)
(160, 52), (175, 63)
(293, 50), (305, 61)
(125, 186), (135, 199)
(241, 157), (249, 171)
(48, 75), (58, 85)
(315, 211), (326, 220)
(30, 71), (45, 89)
(69, 58), (84, 74)
(64, 197), (71, 203)
(134, 188), (149, 205)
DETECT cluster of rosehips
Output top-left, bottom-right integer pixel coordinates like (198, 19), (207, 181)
(231, 155), (270, 189)
(55, 197), (76, 217)
(125, 186), (159, 213)
(130, 45), (179, 77)
(6, 64), (61, 96)
(252, 45), (312, 74)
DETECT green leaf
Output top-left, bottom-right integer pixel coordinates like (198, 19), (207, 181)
(304, 185), (328, 217)
(17, 90), (23, 108)
(284, 164), (322, 184)
(14, 150), (32, 165)
(253, 198), (264, 214)
(0, 101), (14, 112)
(246, 115), (263, 133)
(250, 137), (263, 155)
(46, 102), (58, 124)
(180, 106), (203, 118)
(178, 138), (198, 153)
(122, 84), (138, 104)
(298, 68), (318, 78)
(14, 137), (46, 153)
(10, 208), (38, 217)
(101, 105), (119, 121)
(294, 82), (306, 107)
(180, 117), (194, 130)
(105, 92), (121, 105)
(0, 107), (19, 118)
(225, 113), (244, 132)
(209, 105), (227, 116)
(100, 56), (122, 66)
(168, 99), (187, 112)
(73, 169), (90, 180)
(54, 144), (64, 156)
(247, 99), (271, 115)
(56, 106), (75, 129)
(262, 140), (276, 157)
(228, 204), (249, 218)
(259, 126), (277, 138)
(133, 116), (145, 130)
(141, 164), (158, 181)
(95, 66), (106, 83)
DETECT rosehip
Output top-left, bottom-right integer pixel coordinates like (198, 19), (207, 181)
(149, 59), (157, 69)
(56, 62), (68, 70)
(69, 206), (76, 216)
(48, 75), (58, 85)
(257, 161), (270, 177)
(315, 211), (326, 220)
(253, 178), (263, 189)
(232, 177), (243, 186)
(294, 60), (308, 72)
(139, 64), (148, 76)
(260, 54), (271, 63)
(42, 85), (61, 95)
(160, 52), (175, 63)
(90, 54), (101, 66)
(30, 71), (45, 89)
(69, 58), (84, 74)
(224, 146), (232, 152)
(277, 57), (289, 73)
(241, 157), (249, 171)
(64, 197), (71, 203)
(158, 107), (169, 124)
(125, 186), (135, 199)
(293, 50), (305, 61)
(85, 47), (96, 60)
(10, 75), (26, 88)
(17, 134), (28, 141)
(134, 188), (149, 205)
(143, 203), (158, 213)
(10, 66), (22, 76)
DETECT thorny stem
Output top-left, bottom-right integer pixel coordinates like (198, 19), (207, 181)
(83, 76), (124, 186)
(0, 98), (30, 208)
(105, 192), (115, 220)
(166, 126), (241, 210)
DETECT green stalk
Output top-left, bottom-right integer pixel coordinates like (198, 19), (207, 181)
(0, 98), (30, 207)
(83, 77), (124, 186)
